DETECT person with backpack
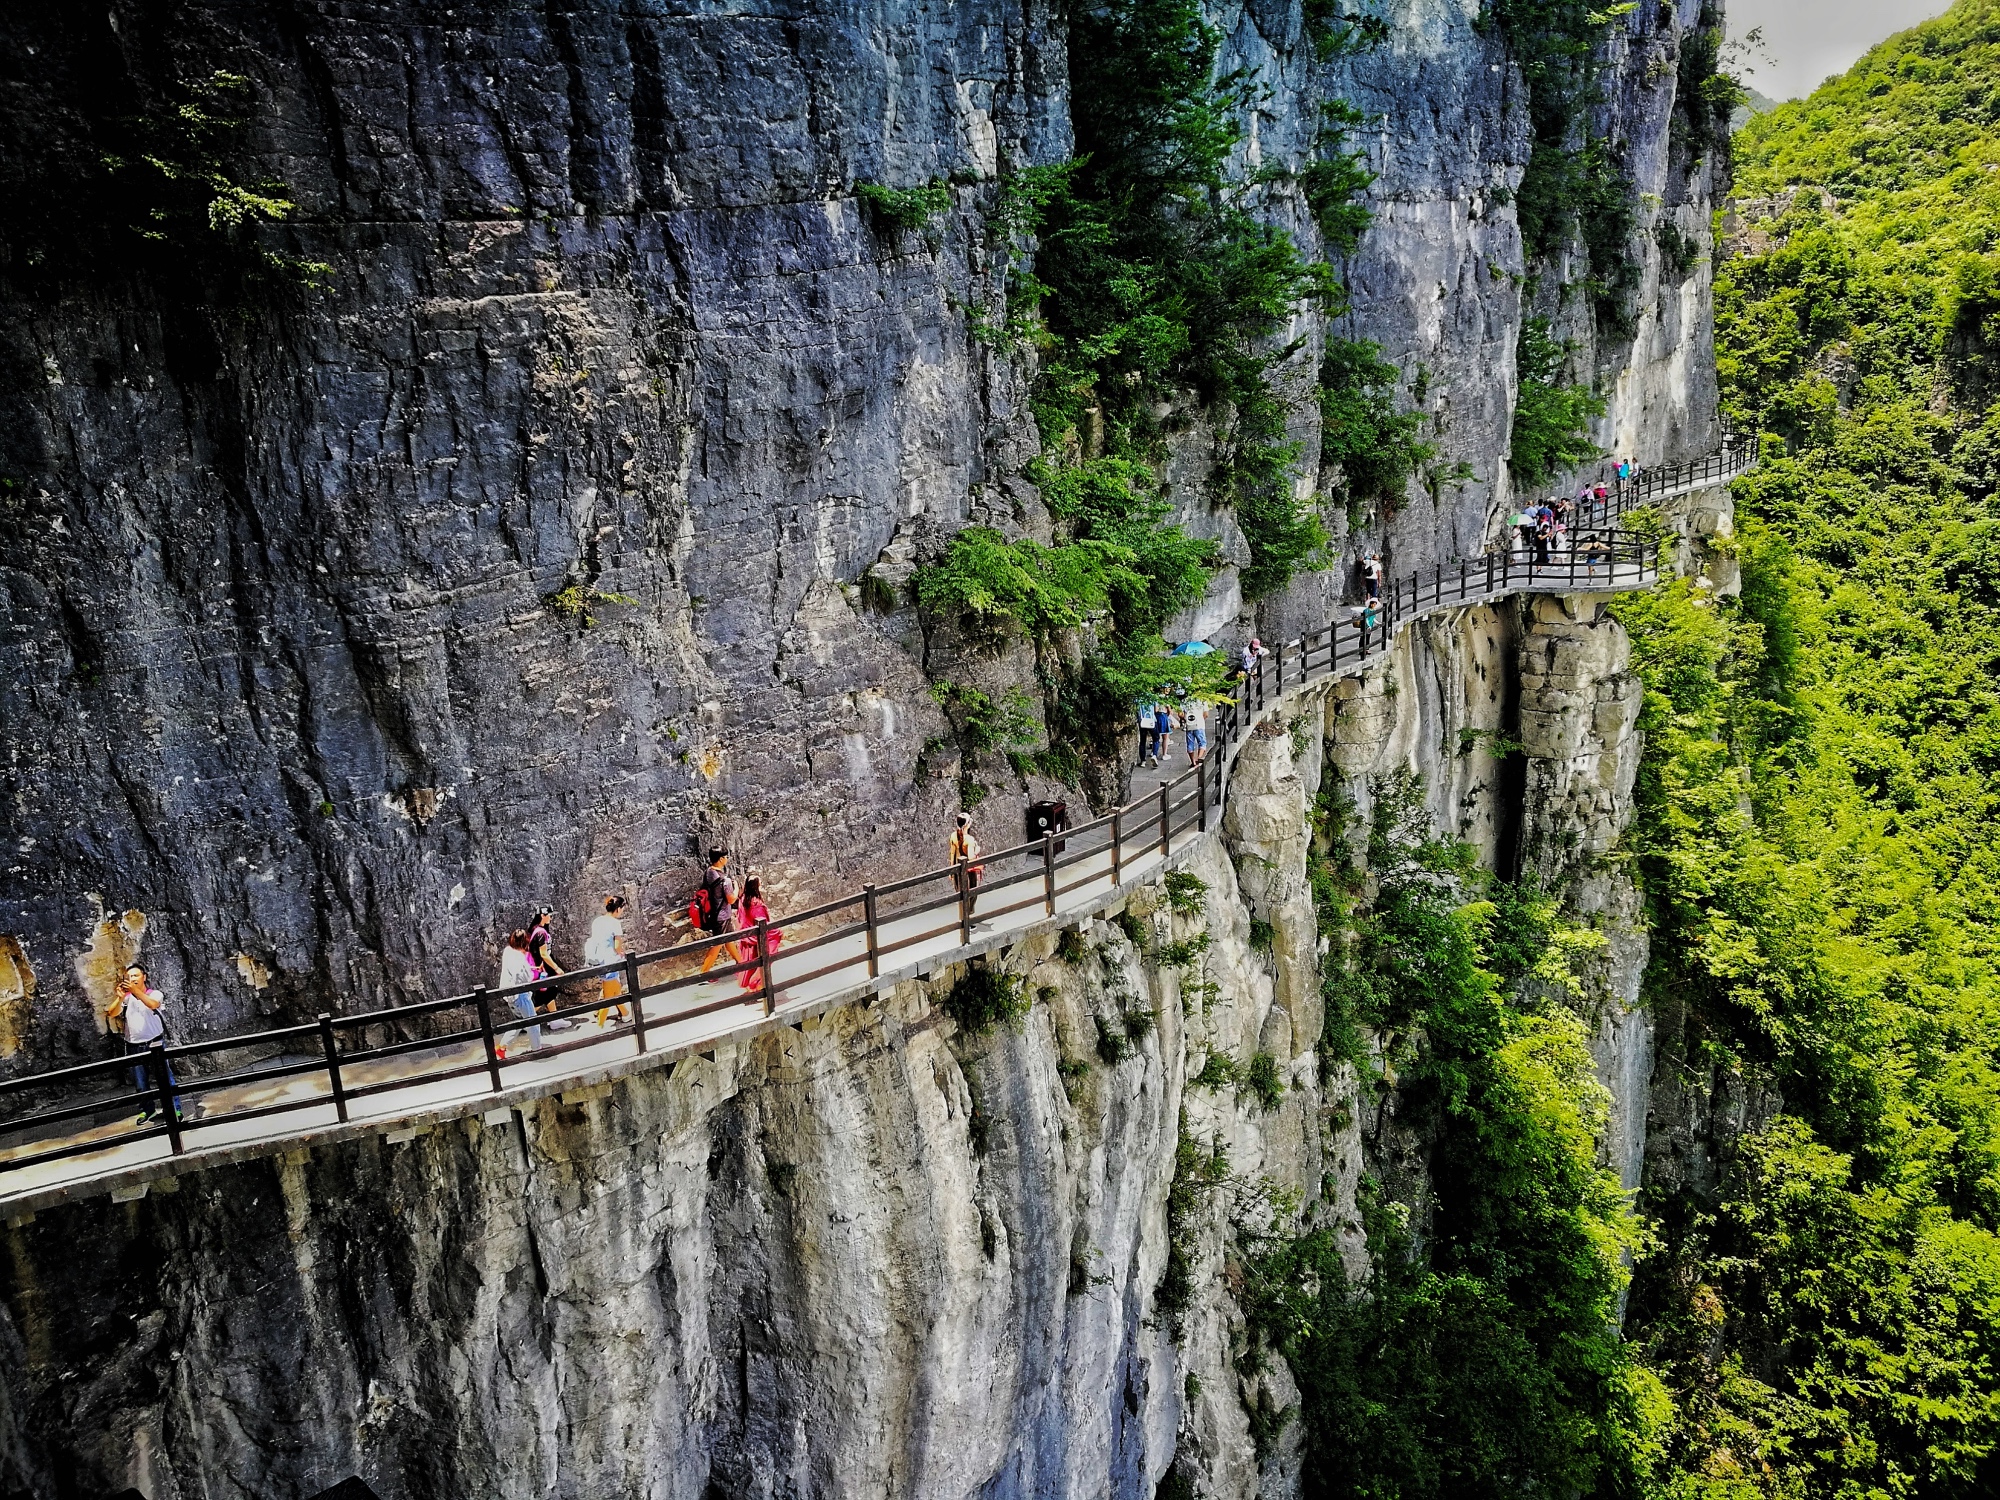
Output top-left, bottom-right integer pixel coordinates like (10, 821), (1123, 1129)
(107, 963), (177, 1123)
(527, 906), (573, 1030)
(948, 812), (984, 916)
(734, 876), (783, 993)
(695, 848), (740, 975)
(584, 893), (631, 1026)
(1137, 701), (1159, 768)
(1183, 699), (1209, 765)
(1362, 552), (1385, 600)
(496, 929), (541, 1058)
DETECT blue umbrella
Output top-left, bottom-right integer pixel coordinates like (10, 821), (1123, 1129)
(1173, 640), (1217, 656)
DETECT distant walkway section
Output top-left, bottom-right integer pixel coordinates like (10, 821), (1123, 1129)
(0, 442), (1754, 1212)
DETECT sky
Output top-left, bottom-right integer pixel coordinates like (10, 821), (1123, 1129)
(1729, 0), (1956, 101)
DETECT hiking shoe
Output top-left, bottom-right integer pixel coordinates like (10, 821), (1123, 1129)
(547, 1019), (576, 1031)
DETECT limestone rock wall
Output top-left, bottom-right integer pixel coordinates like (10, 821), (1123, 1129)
(0, 0), (1719, 1067)
(1315, 590), (1652, 1195)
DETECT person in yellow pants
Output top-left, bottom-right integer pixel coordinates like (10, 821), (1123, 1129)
(695, 848), (739, 978)
(585, 893), (631, 1026)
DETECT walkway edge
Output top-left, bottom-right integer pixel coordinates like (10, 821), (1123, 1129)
(0, 583), (1656, 1219)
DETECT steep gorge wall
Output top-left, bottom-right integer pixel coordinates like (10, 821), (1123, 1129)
(0, 585), (1662, 1500)
(0, 0), (1720, 1064)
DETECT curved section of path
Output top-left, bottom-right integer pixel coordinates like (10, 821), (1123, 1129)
(0, 444), (1752, 1215)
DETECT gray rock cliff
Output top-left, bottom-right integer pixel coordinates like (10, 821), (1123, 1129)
(0, 0), (1719, 1064)
(0, 1), (1730, 1494)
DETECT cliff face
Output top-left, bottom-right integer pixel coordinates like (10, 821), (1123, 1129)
(0, 2), (1729, 1494)
(0, 582), (1672, 1500)
(0, 0), (1718, 1064)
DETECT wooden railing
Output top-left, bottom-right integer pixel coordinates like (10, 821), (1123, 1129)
(1570, 434), (1758, 531)
(0, 531), (1670, 1183)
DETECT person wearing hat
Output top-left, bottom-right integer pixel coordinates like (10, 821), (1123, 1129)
(1239, 637), (1269, 677)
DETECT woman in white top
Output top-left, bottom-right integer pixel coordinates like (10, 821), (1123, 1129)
(497, 929), (540, 1057)
(108, 964), (176, 1121)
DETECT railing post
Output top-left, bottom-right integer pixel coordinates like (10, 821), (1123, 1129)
(1042, 832), (1057, 916)
(319, 1013), (348, 1123)
(1255, 657), (1264, 709)
(474, 985), (503, 1092)
(757, 919), (776, 1015)
(864, 883), (881, 978)
(625, 950), (648, 1052)
(957, 859), (973, 944)
(1158, 781), (1170, 857)
(1111, 805), (1123, 886)
(149, 1042), (182, 1154)
(1197, 755), (1209, 833)
(1434, 561), (1442, 603)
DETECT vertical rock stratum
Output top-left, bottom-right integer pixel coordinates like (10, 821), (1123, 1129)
(0, 1), (1732, 1495)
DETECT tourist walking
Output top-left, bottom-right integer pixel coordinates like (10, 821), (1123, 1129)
(497, 930), (541, 1057)
(527, 906), (573, 1030)
(1184, 699), (1209, 765)
(949, 812), (984, 916)
(734, 876), (782, 992)
(1362, 552), (1385, 600)
(1138, 701), (1159, 767)
(696, 848), (739, 975)
(107, 964), (177, 1122)
(585, 893), (631, 1025)
(1153, 700), (1175, 768)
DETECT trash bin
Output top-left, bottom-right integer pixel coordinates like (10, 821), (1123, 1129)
(1026, 799), (1069, 853)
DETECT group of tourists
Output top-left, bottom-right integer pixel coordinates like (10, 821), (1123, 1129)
(492, 896), (631, 1058)
(492, 853), (781, 1058)
(98, 850), (790, 1122)
(1135, 694), (1212, 770)
(1510, 474), (1615, 566)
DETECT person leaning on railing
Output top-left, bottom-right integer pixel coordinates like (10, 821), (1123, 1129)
(949, 811), (984, 915)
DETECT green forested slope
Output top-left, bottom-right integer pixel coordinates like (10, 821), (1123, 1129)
(1611, 4), (2000, 1493)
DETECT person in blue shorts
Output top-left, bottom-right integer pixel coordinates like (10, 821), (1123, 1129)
(1183, 700), (1209, 764)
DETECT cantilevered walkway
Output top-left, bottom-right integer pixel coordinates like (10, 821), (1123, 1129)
(0, 441), (1753, 1216)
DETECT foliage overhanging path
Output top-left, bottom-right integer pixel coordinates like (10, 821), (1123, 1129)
(0, 450), (1751, 1211)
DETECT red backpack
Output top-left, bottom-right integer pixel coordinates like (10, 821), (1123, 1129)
(688, 868), (733, 932)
